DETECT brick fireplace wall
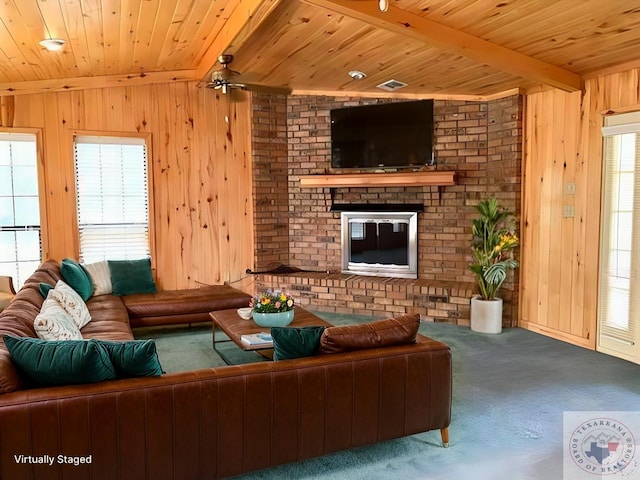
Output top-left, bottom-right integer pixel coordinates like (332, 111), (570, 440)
(251, 93), (522, 326)
(252, 94), (289, 268)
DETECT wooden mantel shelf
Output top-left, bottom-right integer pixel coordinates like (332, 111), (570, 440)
(299, 171), (456, 188)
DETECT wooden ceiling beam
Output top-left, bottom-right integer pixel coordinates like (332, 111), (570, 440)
(302, 0), (583, 92)
(291, 87), (525, 102)
(0, 70), (197, 97)
(195, 0), (283, 82)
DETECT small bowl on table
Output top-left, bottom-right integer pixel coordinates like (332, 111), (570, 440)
(237, 307), (253, 320)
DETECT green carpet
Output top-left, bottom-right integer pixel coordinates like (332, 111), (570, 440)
(135, 312), (640, 480)
(136, 323), (269, 370)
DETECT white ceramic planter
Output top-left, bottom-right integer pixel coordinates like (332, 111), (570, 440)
(470, 296), (503, 334)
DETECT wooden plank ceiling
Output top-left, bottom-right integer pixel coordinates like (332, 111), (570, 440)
(0, 0), (639, 97)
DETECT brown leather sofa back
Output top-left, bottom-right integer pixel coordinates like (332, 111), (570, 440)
(0, 261), (135, 393)
(319, 313), (420, 354)
(0, 335), (452, 479)
(0, 260), (251, 392)
(0, 260), (61, 329)
(0, 260), (63, 392)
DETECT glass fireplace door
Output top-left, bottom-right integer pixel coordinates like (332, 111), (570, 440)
(341, 211), (417, 278)
(349, 220), (409, 265)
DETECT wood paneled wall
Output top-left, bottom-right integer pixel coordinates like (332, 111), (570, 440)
(9, 82), (254, 290)
(521, 67), (640, 349)
(5, 64), (639, 335)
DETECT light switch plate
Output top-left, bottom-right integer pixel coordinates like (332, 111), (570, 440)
(563, 205), (575, 218)
(564, 183), (576, 195)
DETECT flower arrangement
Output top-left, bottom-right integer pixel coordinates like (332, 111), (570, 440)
(250, 289), (295, 313)
(469, 197), (519, 301)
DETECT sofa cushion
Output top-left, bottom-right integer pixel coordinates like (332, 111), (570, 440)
(108, 258), (157, 296)
(60, 258), (94, 301)
(33, 297), (83, 341)
(83, 260), (113, 295)
(271, 326), (325, 361)
(3, 336), (117, 388)
(81, 295), (134, 341)
(0, 310), (42, 394)
(98, 340), (163, 377)
(38, 282), (54, 298)
(49, 280), (91, 329)
(0, 317), (26, 393)
(318, 314), (420, 354)
(123, 284), (251, 320)
(0, 349), (21, 393)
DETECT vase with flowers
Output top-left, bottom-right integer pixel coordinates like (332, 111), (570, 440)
(250, 289), (295, 327)
(469, 197), (519, 334)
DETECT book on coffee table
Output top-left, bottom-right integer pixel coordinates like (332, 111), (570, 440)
(240, 332), (273, 346)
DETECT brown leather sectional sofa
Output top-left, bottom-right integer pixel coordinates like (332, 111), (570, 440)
(0, 260), (452, 479)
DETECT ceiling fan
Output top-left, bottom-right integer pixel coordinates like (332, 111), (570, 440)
(206, 54), (291, 95)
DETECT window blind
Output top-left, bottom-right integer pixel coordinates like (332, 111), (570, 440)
(598, 114), (640, 357)
(0, 133), (40, 288)
(74, 136), (150, 263)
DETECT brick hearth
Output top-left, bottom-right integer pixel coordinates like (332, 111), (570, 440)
(251, 93), (522, 327)
(255, 272), (476, 324)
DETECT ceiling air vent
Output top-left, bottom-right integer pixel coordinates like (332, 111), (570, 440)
(376, 79), (408, 91)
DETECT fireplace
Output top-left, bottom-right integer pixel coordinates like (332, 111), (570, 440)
(341, 211), (418, 278)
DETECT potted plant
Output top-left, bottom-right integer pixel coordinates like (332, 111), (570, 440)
(250, 289), (295, 327)
(469, 197), (519, 334)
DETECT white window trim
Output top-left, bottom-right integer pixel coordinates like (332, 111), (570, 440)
(597, 112), (640, 363)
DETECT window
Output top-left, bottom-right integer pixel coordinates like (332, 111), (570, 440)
(598, 112), (640, 363)
(74, 135), (151, 263)
(0, 133), (41, 289)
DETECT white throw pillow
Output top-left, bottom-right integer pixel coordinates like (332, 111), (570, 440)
(83, 260), (113, 295)
(34, 298), (83, 341)
(49, 280), (91, 329)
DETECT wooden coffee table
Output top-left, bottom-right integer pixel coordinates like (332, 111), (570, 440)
(210, 307), (332, 364)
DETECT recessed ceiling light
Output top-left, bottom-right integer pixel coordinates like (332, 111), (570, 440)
(39, 38), (66, 52)
(348, 70), (367, 80)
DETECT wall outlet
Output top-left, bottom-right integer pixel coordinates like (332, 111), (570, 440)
(564, 182), (576, 195)
(563, 205), (575, 218)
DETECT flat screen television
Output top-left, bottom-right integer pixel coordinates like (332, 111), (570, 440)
(330, 100), (434, 169)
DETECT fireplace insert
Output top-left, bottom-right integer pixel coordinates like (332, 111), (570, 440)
(341, 211), (417, 278)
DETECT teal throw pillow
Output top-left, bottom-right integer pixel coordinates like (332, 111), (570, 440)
(3, 335), (116, 388)
(270, 326), (326, 361)
(108, 258), (157, 296)
(97, 340), (163, 377)
(60, 258), (94, 301)
(39, 282), (54, 298)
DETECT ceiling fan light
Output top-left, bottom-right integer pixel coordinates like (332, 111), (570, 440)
(379, 0), (389, 12)
(39, 38), (66, 52)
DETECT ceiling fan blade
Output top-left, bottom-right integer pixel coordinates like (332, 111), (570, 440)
(241, 83), (292, 95)
(210, 53), (290, 96)
(205, 79), (290, 97)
